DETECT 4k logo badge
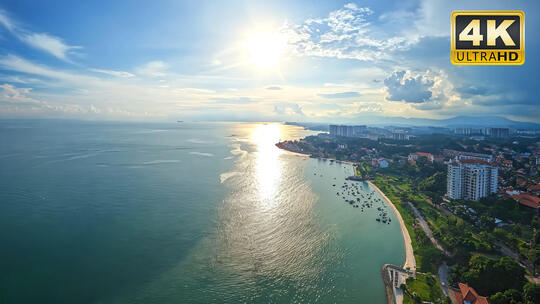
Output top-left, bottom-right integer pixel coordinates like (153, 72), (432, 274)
(451, 11), (525, 65)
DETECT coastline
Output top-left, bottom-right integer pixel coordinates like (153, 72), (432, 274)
(276, 143), (415, 271)
(275, 144), (357, 165)
(276, 143), (415, 303)
(369, 181), (416, 272)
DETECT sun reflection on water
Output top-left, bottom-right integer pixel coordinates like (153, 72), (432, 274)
(251, 123), (283, 205)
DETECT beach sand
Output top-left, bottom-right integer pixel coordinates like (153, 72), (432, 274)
(369, 181), (416, 272)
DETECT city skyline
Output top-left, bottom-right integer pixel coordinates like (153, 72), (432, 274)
(0, 0), (539, 123)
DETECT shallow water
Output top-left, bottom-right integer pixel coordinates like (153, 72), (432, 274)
(0, 120), (404, 303)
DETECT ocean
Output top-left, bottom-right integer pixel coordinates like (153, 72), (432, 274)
(0, 120), (405, 303)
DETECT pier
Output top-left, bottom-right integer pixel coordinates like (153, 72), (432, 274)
(382, 264), (415, 304)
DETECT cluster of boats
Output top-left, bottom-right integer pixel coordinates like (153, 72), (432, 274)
(311, 166), (392, 225)
(334, 180), (392, 224)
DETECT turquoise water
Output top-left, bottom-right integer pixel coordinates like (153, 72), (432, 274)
(0, 120), (404, 303)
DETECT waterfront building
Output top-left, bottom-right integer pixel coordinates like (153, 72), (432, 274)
(447, 157), (498, 201)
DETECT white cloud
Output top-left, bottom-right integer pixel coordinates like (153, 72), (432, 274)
(135, 61), (168, 78)
(0, 54), (103, 86)
(0, 83), (40, 104)
(0, 9), (16, 32)
(283, 3), (407, 61)
(357, 102), (383, 113)
(273, 103), (304, 116)
(384, 70), (434, 103)
(20, 33), (81, 61)
(318, 91), (359, 99)
(89, 68), (135, 78)
(0, 10), (80, 61)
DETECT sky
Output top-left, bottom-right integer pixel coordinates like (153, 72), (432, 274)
(0, 0), (538, 123)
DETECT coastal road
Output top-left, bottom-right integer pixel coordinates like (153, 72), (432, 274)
(407, 202), (452, 257)
(494, 240), (533, 272)
(438, 263), (450, 296)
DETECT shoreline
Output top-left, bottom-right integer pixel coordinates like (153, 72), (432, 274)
(369, 181), (416, 272)
(276, 143), (415, 271)
(277, 143), (415, 303)
(276, 144), (357, 165)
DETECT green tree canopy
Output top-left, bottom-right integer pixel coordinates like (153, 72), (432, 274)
(459, 255), (526, 296)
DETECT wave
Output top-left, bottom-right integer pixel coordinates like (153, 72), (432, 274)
(142, 160), (181, 165)
(189, 151), (214, 157)
(228, 143), (248, 159)
(219, 171), (240, 183)
(187, 138), (212, 144)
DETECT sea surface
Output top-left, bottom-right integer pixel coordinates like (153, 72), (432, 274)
(0, 120), (405, 303)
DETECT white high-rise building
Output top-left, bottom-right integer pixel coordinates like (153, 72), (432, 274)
(447, 156), (498, 201)
(329, 125), (366, 137)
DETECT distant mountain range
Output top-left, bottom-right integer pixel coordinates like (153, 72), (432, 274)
(303, 115), (540, 129)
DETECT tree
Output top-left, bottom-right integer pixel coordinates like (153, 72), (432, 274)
(528, 246), (540, 276)
(459, 255), (526, 296)
(523, 282), (540, 304)
(513, 224), (522, 237)
(490, 289), (522, 304)
(412, 291), (421, 303)
(425, 274), (436, 286)
(419, 171), (446, 195)
(414, 226), (430, 246)
(531, 216), (539, 229)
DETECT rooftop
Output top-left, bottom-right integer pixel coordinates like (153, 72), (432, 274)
(528, 184), (540, 191)
(512, 193), (540, 209)
(459, 159), (496, 165)
(452, 283), (489, 304)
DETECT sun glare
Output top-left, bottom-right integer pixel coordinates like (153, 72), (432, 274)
(246, 32), (288, 69)
(251, 123), (282, 204)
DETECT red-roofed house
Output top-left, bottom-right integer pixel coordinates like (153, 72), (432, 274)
(408, 152), (434, 163)
(528, 184), (540, 195)
(451, 283), (489, 304)
(512, 193), (540, 210)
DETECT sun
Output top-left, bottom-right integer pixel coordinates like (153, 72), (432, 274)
(245, 32), (288, 69)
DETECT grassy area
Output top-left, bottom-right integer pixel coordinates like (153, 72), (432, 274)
(373, 165), (540, 301)
(372, 175), (445, 273)
(403, 273), (446, 304)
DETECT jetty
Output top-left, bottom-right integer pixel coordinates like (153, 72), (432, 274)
(382, 264), (415, 304)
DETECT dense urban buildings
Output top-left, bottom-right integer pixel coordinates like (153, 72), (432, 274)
(454, 127), (510, 138)
(447, 154), (498, 201)
(392, 130), (407, 140)
(329, 125), (367, 137)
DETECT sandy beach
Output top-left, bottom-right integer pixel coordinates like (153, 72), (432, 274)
(369, 181), (416, 272)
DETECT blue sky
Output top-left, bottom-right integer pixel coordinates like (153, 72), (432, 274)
(0, 0), (538, 122)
